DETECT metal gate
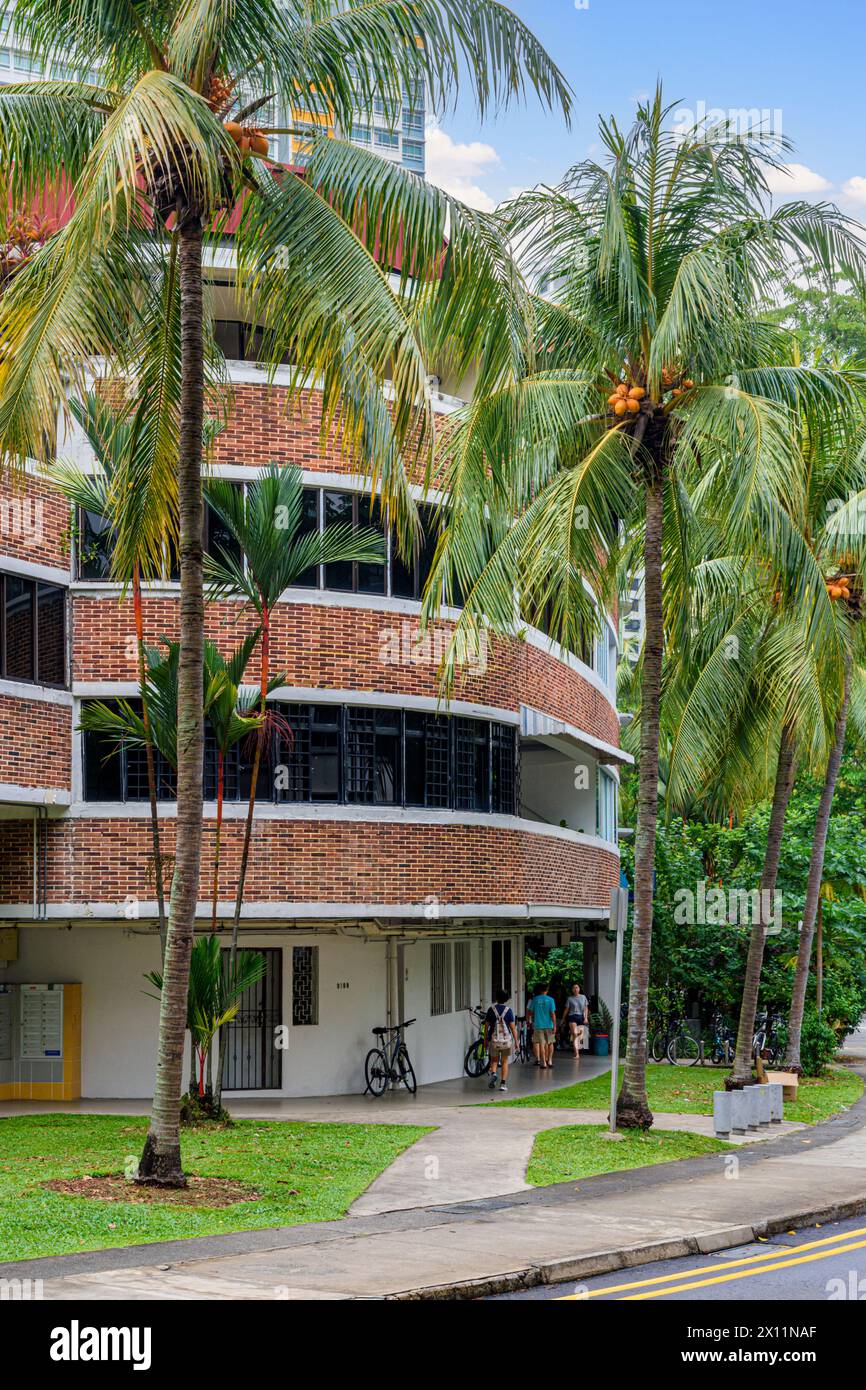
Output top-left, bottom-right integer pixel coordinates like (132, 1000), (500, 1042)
(221, 948), (283, 1091)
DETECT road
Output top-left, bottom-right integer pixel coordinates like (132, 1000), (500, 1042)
(492, 1215), (866, 1300)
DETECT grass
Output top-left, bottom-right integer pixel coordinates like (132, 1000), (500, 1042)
(0, 1113), (430, 1263)
(527, 1125), (733, 1186)
(499, 1063), (864, 1125)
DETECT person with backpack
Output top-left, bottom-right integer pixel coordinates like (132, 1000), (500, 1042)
(564, 981), (590, 1061)
(485, 988), (519, 1092)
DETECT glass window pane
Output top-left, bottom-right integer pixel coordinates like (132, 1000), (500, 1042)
(323, 491), (354, 591)
(294, 488), (320, 588)
(36, 584), (65, 686)
(356, 495), (385, 595)
(82, 710), (123, 801)
(78, 509), (115, 580)
(4, 575), (34, 680)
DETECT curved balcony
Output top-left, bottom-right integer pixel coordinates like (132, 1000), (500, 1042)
(0, 810), (620, 922)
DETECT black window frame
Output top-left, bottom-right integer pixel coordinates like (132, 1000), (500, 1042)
(0, 571), (67, 689)
(82, 701), (520, 814)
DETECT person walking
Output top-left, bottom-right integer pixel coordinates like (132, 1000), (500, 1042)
(486, 988), (519, 1092)
(527, 982), (557, 1069)
(564, 981), (590, 1061)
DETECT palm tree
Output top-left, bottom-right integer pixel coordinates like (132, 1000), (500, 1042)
(0, 1), (569, 1185)
(146, 934), (265, 1109)
(423, 86), (866, 1125)
(205, 462), (385, 1108)
(45, 388), (180, 955)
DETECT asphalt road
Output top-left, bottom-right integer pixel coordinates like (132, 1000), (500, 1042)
(492, 1215), (866, 1300)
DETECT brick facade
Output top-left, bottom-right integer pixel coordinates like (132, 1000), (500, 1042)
(70, 595), (620, 745)
(0, 816), (619, 913)
(0, 695), (72, 790)
(0, 473), (70, 571)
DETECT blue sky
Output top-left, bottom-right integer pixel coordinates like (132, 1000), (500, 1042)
(427, 0), (866, 217)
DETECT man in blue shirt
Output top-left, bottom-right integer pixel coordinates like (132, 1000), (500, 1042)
(527, 983), (557, 1069)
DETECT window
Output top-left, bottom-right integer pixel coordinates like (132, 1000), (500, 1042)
(78, 486), (245, 581)
(430, 942), (452, 1016)
(402, 139), (425, 170)
(374, 129), (400, 149)
(391, 504), (440, 601)
(454, 942), (472, 1011)
(352, 124), (372, 144)
(0, 573), (66, 687)
(292, 946), (319, 1025)
(82, 701), (521, 812)
(597, 768), (618, 844)
(322, 490), (385, 595)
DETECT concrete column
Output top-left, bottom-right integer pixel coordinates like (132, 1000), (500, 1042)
(730, 1089), (748, 1134)
(768, 1082), (783, 1123)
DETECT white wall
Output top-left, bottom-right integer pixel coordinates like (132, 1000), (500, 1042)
(2, 926), (499, 1098)
(520, 744), (598, 834)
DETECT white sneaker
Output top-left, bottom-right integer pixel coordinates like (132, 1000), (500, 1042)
(499, 1083), (508, 1091)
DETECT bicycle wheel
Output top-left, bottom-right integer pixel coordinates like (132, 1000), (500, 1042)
(397, 1045), (417, 1094)
(364, 1048), (389, 1097)
(667, 1031), (701, 1065)
(464, 1037), (490, 1077)
(650, 1032), (668, 1063)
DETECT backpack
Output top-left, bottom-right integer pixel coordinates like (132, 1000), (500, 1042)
(491, 1003), (511, 1047)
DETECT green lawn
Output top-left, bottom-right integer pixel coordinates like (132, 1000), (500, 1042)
(0, 1114), (430, 1263)
(499, 1064), (863, 1125)
(527, 1125), (733, 1186)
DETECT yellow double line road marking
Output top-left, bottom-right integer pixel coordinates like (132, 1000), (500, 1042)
(557, 1225), (866, 1300)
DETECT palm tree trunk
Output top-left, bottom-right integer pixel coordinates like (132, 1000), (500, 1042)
(616, 465), (663, 1129)
(133, 561), (167, 961)
(816, 901), (824, 1015)
(137, 217), (205, 1185)
(210, 751), (225, 932)
(729, 722), (798, 1085)
(785, 658), (851, 1069)
(214, 609), (269, 1112)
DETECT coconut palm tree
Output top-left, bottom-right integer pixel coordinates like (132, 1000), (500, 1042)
(0, 0), (569, 1184)
(422, 86), (866, 1126)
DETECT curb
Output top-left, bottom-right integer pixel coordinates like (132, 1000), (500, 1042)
(386, 1195), (866, 1300)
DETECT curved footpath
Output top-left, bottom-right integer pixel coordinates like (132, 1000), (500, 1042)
(4, 1065), (866, 1300)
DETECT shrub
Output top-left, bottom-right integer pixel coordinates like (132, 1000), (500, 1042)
(799, 1008), (839, 1076)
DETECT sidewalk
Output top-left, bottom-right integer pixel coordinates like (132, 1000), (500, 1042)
(5, 1071), (862, 1300)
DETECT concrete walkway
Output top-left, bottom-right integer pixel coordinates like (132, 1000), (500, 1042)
(5, 1061), (851, 1299)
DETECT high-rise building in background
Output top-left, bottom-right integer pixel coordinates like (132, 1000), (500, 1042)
(0, 12), (426, 176)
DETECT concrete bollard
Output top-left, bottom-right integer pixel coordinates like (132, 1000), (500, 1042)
(767, 1082), (784, 1123)
(756, 1085), (771, 1126)
(713, 1090), (732, 1137)
(745, 1085), (760, 1129)
(730, 1089), (748, 1134)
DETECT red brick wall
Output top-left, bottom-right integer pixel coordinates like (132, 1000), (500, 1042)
(0, 695), (72, 789)
(0, 816), (618, 911)
(0, 474), (71, 570)
(70, 594), (619, 745)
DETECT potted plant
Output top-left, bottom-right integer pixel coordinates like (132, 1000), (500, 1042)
(591, 1000), (614, 1056)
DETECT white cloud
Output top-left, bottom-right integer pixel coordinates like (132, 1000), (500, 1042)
(424, 126), (502, 212)
(763, 162), (832, 194)
(842, 176), (866, 205)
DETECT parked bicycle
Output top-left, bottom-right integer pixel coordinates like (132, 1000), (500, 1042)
(463, 1005), (490, 1078)
(364, 1018), (417, 1096)
(649, 1015), (698, 1064)
(752, 1011), (784, 1066)
(514, 1014), (530, 1064)
(706, 1011), (736, 1066)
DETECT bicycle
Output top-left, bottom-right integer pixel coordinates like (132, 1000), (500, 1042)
(364, 1018), (417, 1096)
(752, 1011), (784, 1066)
(514, 1014), (530, 1064)
(649, 1015), (695, 1063)
(463, 1005), (490, 1078)
(706, 1012), (736, 1066)
(666, 1023), (702, 1065)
